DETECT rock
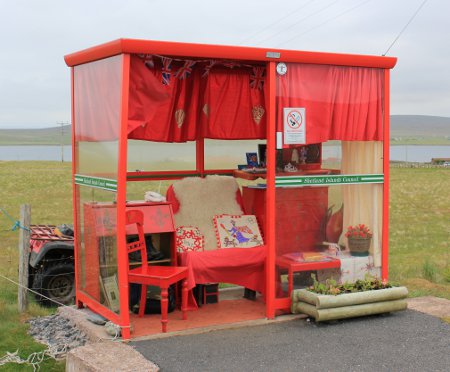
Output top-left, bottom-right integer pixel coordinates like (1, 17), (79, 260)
(27, 313), (87, 359)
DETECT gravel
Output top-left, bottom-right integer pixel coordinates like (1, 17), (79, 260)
(28, 314), (88, 359)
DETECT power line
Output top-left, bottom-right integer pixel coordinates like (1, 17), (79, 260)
(382, 0), (429, 56)
(276, 0), (372, 48)
(255, 0), (341, 46)
(237, 0), (316, 45)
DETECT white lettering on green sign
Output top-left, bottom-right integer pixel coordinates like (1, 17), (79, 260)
(74, 174), (117, 192)
(275, 174), (384, 187)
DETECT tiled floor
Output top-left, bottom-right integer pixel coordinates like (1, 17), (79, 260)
(129, 287), (266, 338)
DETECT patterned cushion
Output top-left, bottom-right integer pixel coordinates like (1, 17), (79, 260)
(176, 226), (205, 253)
(213, 214), (264, 248)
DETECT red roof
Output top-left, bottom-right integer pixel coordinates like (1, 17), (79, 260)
(64, 38), (397, 69)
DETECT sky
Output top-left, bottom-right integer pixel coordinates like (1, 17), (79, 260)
(0, 0), (448, 129)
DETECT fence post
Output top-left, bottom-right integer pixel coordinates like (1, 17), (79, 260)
(18, 204), (31, 313)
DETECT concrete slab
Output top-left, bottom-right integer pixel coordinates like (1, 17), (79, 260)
(407, 296), (450, 318)
(58, 306), (110, 343)
(66, 341), (159, 372)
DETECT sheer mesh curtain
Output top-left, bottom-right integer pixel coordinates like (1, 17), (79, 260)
(341, 141), (383, 267)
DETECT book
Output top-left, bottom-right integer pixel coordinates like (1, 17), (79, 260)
(246, 152), (259, 167)
(283, 251), (331, 263)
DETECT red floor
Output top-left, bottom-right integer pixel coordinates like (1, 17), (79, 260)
(129, 296), (266, 338)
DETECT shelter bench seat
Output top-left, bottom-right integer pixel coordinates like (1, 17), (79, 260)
(166, 176), (266, 306)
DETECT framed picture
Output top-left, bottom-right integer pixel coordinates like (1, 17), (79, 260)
(213, 214), (264, 248)
(100, 274), (120, 312)
(246, 152), (258, 167)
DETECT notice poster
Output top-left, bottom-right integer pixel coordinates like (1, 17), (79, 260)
(283, 108), (306, 145)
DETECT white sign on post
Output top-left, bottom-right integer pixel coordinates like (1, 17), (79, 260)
(283, 108), (306, 145)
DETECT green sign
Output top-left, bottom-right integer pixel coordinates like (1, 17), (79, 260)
(275, 174), (384, 187)
(74, 174), (117, 192)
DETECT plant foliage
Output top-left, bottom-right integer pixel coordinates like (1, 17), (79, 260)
(308, 274), (393, 296)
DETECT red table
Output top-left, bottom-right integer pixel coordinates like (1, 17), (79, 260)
(276, 256), (341, 308)
(178, 246), (266, 308)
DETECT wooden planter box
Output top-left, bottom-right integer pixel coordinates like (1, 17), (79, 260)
(291, 287), (408, 322)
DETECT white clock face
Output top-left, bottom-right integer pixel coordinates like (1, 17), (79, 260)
(276, 63), (287, 75)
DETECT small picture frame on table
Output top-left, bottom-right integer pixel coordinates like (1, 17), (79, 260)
(246, 152), (258, 167)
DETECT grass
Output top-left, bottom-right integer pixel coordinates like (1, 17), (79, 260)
(0, 161), (71, 371)
(0, 161), (449, 369)
(389, 167), (450, 296)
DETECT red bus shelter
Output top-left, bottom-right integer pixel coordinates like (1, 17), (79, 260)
(65, 39), (396, 339)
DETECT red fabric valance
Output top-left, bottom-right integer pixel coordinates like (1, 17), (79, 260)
(276, 64), (384, 144)
(127, 55), (266, 142)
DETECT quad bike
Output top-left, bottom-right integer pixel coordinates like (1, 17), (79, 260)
(29, 224), (75, 306)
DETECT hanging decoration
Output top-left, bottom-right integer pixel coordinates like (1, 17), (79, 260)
(252, 106), (265, 125)
(250, 67), (265, 90)
(160, 57), (173, 85)
(175, 109), (186, 128)
(176, 60), (196, 79)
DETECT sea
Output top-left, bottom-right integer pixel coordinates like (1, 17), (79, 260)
(0, 144), (448, 163)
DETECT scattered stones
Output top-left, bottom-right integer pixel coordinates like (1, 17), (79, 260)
(28, 314), (87, 359)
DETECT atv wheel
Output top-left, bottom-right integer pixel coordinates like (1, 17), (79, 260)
(33, 263), (75, 306)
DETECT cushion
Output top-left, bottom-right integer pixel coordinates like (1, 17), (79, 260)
(176, 226), (204, 253)
(214, 214), (264, 248)
(170, 176), (244, 250)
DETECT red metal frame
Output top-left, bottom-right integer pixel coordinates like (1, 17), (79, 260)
(126, 169), (234, 182)
(70, 67), (83, 309)
(117, 54), (132, 338)
(265, 61), (276, 319)
(68, 39), (396, 338)
(382, 69), (391, 282)
(65, 39), (396, 70)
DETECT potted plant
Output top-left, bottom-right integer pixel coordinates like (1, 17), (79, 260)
(345, 224), (372, 256)
(291, 275), (408, 322)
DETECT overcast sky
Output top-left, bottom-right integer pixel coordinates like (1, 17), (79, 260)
(0, 0), (448, 129)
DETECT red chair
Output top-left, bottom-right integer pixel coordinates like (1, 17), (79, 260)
(126, 209), (188, 333)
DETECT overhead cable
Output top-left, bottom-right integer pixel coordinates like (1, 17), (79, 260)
(256, 0), (341, 46)
(383, 0), (429, 56)
(276, 0), (372, 48)
(237, 0), (316, 45)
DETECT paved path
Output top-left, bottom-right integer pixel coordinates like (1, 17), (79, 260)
(131, 310), (450, 372)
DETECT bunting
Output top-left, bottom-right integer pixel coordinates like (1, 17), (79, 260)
(161, 57), (173, 85)
(138, 54), (154, 69)
(202, 60), (217, 78)
(176, 60), (196, 79)
(250, 67), (265, 90)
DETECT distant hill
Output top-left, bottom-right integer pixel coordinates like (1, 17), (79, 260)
(0, 125), (71, 145)
(0, 115), (448, 145)
(390, 115), (450, 137)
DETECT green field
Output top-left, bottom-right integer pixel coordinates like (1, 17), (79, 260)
(0, 161), (449, 370)
(0, 127), (71, 146)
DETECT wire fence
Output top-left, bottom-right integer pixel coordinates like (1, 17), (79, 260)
(390, 162), (448, 169)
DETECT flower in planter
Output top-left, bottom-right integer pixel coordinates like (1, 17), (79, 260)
(345, 224), (372, 239)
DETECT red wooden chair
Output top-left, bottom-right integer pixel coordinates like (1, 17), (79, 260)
(126, 209), (188, 333)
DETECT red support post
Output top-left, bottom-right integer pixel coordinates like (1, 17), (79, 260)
(382, 69), (390, 281)
(70, 68), (81, 308)
(117, 54), (132, 339)
(265, 61), (276, 319)
(196, 138), (205, 178)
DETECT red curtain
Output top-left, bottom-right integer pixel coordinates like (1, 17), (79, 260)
(127, 55), (266, 142)
(128, 55), (201, 142)
(276, 64), (384, 143)
(201, 67), (266, 139)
